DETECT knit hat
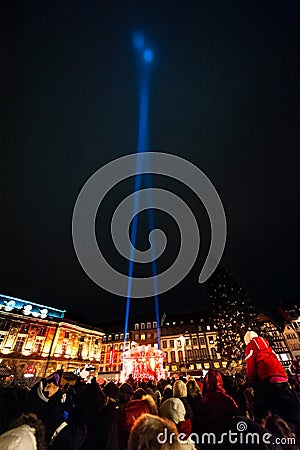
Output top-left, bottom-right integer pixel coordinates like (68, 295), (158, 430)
(160, 397), (185, 424)
(103, 381), (120, 399)
(120, 382), (134, 395)
(244, 331), (258, 346)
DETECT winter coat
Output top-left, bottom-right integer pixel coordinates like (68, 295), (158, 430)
(245, 336), (287, 383)
(201, 369), (240, 433)
(117, 396), (157, 450)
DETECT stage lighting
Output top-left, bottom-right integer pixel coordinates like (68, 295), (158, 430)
(143, 48), (154, 63)
(132, 31), (145, 49)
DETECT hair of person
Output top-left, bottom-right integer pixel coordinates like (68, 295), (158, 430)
(186, 379), (201, 397)
(128, 413), (182, 450)
(173, 380), (187, 398)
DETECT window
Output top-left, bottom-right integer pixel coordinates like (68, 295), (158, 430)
(199, 337), (205, 345)
(0, 320), (10, 331)
(0, 333), (6, 348)
(169, 340), (174, 348)
(77, 344), (83, 358)
(208, 336), (214, 345)
(102, 336), (107, 342)
(185, 338), (190, 346)
(14, 336), (26, 352)
(170, 351), (176, 363)
(108, 335), (112, 341)
(147, 322), (151, 329)
(80, 336), (85, 342)
(153, 322), (157, 329)
(141, 334), (145, 340)
(120, 333), (124, 340)
(95, 339), (99, 345)
(38, 326), (47, 336)
(202, 348), (208, 358)
(126, 333), (129, 339)
(177, 340), (182, 347)
(141, 323), (145, 330)
(61, 340), (68, 355)
(114, 344), (118, 351)
(178, 350), (183, 362)
(100, 354), (105, 364)
(207, 326), (211, 331)
(135, 333), (139, 340)
(162, 340), (167, 348)
(187, 349), (192, 360)
(135, 324), (139, 330)
(20, 323), (30, 333)
(147, 333), (152, 339)
(34, 338), (44, 354)
(115, 334), (119, 340)
(192, 337), (198, 346)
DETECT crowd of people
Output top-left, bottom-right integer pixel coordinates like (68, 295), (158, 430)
(0, 331), (300, 449)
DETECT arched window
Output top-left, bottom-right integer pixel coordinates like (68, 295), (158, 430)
(147, 322), (151, 329)
(135, 324), (139, 330)
(141, 323), (145, 330)
(153, 322), (157, 328)
(178, 350), (183, 362)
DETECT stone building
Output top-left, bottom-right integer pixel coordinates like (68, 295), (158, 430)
(0, 293), (104, 383)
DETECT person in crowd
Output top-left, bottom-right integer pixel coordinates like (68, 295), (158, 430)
(160, 397), (196, 449)
(133, 387), (147, 399)
(0, 413), (46, 450)
(244, 330), (300, 433)
(119, 382), (133, 405)
(161, 385), (173, 405)
(262, 411), (300, 450)
(128, 413), (182, 450)
(117, 393), (158, 450)
(173, 380), (193, 421)
(186, 378), (202, 436)
(98, 381), (120, 450)
(201, 368), (241, 434)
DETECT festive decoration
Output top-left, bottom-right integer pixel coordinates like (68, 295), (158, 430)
(121, 345), (165, 382)
(207, 265), (260, 366)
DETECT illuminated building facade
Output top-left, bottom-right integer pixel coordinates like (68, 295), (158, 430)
(259, 313), (293, 368)
(0, 294), (104, 382)
(99, 313), (225, 378)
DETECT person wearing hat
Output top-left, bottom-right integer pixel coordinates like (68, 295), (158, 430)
(244, 330), (300, 433)
(244, 331), (288, 384)
(160, 398), (196, 449)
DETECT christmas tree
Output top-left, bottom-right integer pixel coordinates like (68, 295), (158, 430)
(207, 264), (260, 366)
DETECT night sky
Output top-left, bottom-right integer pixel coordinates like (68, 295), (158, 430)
(2, 0), (299, 324)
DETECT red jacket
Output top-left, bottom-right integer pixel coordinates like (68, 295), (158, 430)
(245, 337), (287, 382)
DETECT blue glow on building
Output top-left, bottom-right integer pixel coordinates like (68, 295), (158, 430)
(0, 293), (65, 320)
